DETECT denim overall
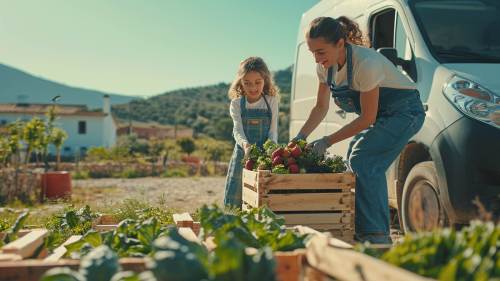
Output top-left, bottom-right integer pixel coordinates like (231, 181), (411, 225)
(328, 44), (425, 242)
(224, 95), (272, 208)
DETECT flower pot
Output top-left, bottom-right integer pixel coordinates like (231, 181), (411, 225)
(41, 171), (72, 200)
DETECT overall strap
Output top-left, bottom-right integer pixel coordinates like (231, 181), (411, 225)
(346, 43), (354, 88)
(327, 66), (334, 86)
(261, 95), (272, 120)
(240, 96), (247, 119)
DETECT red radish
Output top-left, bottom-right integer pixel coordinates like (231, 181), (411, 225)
(282, 149), (291, 158)
(245, 159), (254, 170)
(287, 157), (297, 165)
(271, 148), (284, 159)
(288, 164), (299, 174)
(290, 145), (302, 158)
(272, 156), (284, 166)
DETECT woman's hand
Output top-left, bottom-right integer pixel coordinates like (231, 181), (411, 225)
(307, 136), (331, 155)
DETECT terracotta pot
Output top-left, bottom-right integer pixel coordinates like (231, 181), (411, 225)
(41, 171), (72, 199)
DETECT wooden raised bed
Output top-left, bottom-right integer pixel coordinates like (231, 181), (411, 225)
(242, 169), (355, 242)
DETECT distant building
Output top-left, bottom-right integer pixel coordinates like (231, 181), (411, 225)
(0, 95), (116, 156)
(116, 120), (193, 140)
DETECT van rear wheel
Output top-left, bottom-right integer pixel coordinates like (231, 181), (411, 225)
(401, 161), (448, 232)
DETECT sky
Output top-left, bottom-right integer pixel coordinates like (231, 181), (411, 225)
(0, 1), (318, 97)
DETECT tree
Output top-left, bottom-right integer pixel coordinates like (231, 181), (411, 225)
(22, 117), (45, 164)
(50, 127), (68, 170)
(177, 137), (196, 156)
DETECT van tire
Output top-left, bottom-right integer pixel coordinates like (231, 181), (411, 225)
(401, 161), (449, 233)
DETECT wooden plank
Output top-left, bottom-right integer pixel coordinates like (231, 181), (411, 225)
(192, 222), (201, 236)
(257, 172), (355, 191)
(274, 249), (306, 281)
(297, 224), (352, 231)
(242, 186), (259, 207)
(173, 213), (194, 228)
(242, 168), (259, 191)
(306, 235), (434, 281)
(44, 235), (82, 262)
(0, 229), (31, 241)
(1, 229), (48, 258)
(178, 227), (200, 244)
(0, 258), (147, 281)
(279, 212), (351, 225)
(0, 253), (23, 261)
(264, 193), (352, 212)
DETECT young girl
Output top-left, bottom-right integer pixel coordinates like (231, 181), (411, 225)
(290, 17), (425, 244)
(224, 57), (280, 208)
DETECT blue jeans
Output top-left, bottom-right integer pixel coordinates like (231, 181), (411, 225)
(347, 93), (425, 240)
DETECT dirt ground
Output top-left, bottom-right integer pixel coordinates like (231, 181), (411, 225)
(71, 176), (226, 213)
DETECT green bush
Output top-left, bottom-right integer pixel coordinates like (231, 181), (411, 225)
(118, 167), (149, 179)
(72, 170), (90, 180)
(162, 168), (189, 178)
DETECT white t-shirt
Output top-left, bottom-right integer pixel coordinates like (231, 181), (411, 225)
(316, 44), (416, 91)
(230, 95), (279, 147)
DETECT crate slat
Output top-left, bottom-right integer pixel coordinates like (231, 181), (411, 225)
(1, 229), (48, 258)
(264, 193), (351, 212)
(280, 213), (350, 225)
(256, 170), (355, 191)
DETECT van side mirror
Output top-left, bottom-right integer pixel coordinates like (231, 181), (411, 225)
(377, 47), (399, 66)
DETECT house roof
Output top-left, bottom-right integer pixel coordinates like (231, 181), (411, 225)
(0, 103), (107, 117)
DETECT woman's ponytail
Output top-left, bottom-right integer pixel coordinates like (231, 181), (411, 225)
(307, 16), (367, 46)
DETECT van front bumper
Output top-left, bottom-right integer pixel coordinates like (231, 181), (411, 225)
(431, 116), (500, 223)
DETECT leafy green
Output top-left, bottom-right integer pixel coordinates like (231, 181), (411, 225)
(1, 211), (28, 246)
(365, 221), (500, 280)
(200, 205), (308, 252)
(79, 245), (120, 281)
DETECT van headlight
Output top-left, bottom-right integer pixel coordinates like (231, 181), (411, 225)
(443, 76), (500, 129)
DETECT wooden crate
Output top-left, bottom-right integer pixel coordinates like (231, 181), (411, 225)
(242, 169), (355, 240)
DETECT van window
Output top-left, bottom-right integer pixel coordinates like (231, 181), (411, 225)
(293, 42), (318, 101)
(371, 9), (418, 81)
(411, 0), (500, 63)
(395, 15), (410, 61)
(371, 10), (395, 50)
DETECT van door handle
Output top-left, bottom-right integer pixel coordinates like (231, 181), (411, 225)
(335, 109), (346, 119)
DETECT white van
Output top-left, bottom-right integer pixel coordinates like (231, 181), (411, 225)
(290, 0), (500, 232)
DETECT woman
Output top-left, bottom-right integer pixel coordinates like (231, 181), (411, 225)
(290, 16), (425, 244)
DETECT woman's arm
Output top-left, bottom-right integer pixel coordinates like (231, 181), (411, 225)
(295, 82), (331, 139)
(325, 86), (379, 145)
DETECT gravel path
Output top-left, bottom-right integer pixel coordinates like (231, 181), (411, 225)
(72, 177), (226, 212)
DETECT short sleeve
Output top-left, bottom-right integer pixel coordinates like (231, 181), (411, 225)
(354, 58), (385, 92)
(316, 64), (328, 84)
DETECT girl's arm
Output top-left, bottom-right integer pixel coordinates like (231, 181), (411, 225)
(229, 99), (249, 149)
(295, 82), (331, 139)
(325, 86), (379, 145)
(268, 96), (279, 142)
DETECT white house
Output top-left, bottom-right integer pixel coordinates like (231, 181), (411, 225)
(0, 95), (116, 156)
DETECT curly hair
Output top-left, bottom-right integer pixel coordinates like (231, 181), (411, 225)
(228, 56), (280, 100)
